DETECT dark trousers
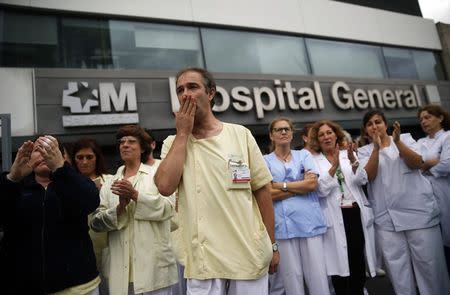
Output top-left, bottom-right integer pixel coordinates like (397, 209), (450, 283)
(331, 204), (366, 295)
(445, 245), (450, 278)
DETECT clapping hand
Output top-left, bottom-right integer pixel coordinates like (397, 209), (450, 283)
(112, 179), (138, 215)
(347, 142), (357, 164)
(112, 179), (138, 202)
(331, 144), (340, 168)
(392, 121), (401, 143)
(371, 131), (382, 149)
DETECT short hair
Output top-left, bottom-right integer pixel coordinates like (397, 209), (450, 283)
(268, 117), (295, 152)
(116, 125), (152, 163)
(359, 110), (387, 146)
(175, 67), (217, 107)
(144, 128), (156, 143)
(71, 137), (108, 176)
(299, 122), (314, 148)
(308, 120), (346, 153)
(418, 104), (450, 131)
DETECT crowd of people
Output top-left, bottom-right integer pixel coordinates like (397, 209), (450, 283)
(1, 67), (449, 295)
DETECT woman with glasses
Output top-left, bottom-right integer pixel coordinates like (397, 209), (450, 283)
(264, 117), (330, 295)
(416, 104), (450, 275)
(72, 137), (111, 294)
(358, 110), (449, 295)
(91, 125), (178, 295)
(308, 120), (376, 295)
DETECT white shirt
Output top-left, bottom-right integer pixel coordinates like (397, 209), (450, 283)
(418, 129), (450, 246)
(313, 150), (376, 277)
(358, 134), (439, 232)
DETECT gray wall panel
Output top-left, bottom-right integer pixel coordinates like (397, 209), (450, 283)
(34, 69), (450, 140)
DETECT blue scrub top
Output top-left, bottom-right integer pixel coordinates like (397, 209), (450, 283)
(264, 149), (327, 240)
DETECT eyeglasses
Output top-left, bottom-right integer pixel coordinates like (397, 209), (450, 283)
(273, 127), (292, 133)
(75, 155), (95, 161)
(118, 138), (139, 145)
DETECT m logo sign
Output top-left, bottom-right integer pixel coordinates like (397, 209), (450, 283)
(62, 82), (139, 127)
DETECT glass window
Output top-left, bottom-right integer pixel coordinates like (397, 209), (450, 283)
(109, 21), (203, 70)
(383, 47), (418, 79)
(306, 38), (386, 79)
(60, 18), (113, 69)
(202, 28), (310, 75)
(411, 50), (445, 80)
(0, 10), (60, 67)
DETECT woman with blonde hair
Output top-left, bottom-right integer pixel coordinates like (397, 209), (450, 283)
(264, 117), (330, 295)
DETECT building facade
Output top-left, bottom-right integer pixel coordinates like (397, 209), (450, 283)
(0, 0), (449, 161)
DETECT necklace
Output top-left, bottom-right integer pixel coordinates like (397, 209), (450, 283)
(275, 151), (291, 162)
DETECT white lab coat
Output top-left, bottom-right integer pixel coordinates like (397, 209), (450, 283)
(90, 163), (178, 295)
(418, 129), (450, 246)
(313, 150), (377, 277)
(358, 134), (439, 232)
(357, 134), (449, 295)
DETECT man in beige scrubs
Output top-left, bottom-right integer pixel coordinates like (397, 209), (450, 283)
(155, 68), (279, 295)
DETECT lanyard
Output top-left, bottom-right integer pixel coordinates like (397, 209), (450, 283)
(335, 165), (345, 194)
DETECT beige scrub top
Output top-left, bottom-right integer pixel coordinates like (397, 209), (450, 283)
(161, 123), (273, 280)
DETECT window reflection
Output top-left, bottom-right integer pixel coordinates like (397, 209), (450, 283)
(109, 21), (203, 70)
(61, 18), (113, 69)
(0, 8), (445, 81)
(306, 38), (386, 79)
(411, 50), (445, 80)
(383, 47), (418, 79)
(0, 11), (60, 67)
(202, 28), (310, 75)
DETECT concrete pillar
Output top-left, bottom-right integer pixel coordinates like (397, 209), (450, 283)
(437, 22), (450, 80)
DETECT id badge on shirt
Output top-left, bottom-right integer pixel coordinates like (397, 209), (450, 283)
(228, 155), (251, 189)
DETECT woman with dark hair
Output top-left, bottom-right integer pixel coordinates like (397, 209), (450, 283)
(62, 142), (74, 165)
(417, 104), (450, 274)
(72, 138), (109, 185)
(358, 110), (449, 295)
(0, 135), (100, 294)
(90, 125), (178, 295)
(309, 120), (376, 295)
(264, 117), (329, 295)
(72, 137), (111, 294)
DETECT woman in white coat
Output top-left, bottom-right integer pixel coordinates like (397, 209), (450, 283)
(358, 109), (449, 295)
(309, 120), (376, 295)
(417, 104), (450, 275)
(91, 125), (178, 295)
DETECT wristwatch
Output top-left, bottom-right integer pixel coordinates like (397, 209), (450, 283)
(272, 242), (279, 252)
(281, 182), (288, 192)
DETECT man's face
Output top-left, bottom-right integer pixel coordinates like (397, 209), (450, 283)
(30, 144), (50, 175)
(176, 71), (214, 114)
